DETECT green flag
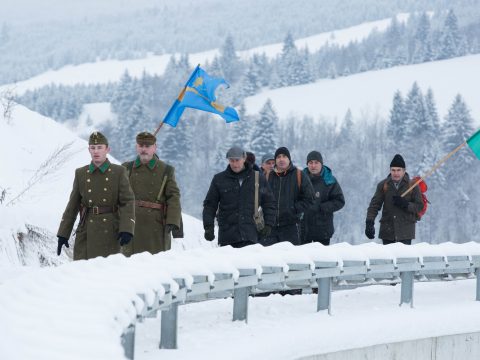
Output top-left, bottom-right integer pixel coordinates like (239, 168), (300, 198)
(467, 129), (480, 160)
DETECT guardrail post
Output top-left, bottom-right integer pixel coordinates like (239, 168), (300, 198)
(121, 324), (135, 360)
(400, 271), (414, 307)
(160, 302), (178, 349)
(233, 286), (250, 322)
(316, 277), (332, 314)
(476, 268), (480, 301)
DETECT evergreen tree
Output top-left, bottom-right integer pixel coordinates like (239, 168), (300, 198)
(249, 99), (278, 157)
(386, 90), (407, 147)
(240, 62), (261, 97)
(219, 35), (242, 83)
(438, 9), (461, 60)
(413, 12), (431, 63)
(441, 94), (476, 181)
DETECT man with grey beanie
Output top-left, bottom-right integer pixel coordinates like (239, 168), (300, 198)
(203, 146), (276, 247)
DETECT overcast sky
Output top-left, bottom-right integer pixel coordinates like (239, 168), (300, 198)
(0, 0), (174, 24)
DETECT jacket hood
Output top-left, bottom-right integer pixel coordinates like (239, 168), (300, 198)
(303, 165), (336, 185)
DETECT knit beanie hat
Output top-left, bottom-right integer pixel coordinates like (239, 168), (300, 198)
(274, 147), (291, 161)
(306, 151), (323, 165)
(390, 154), (406, 168)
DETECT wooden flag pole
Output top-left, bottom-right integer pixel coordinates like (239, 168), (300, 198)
(401, 141), (467, 197)
(153, 121), (165, 136)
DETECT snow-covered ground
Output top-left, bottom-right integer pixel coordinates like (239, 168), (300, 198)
(0, 14), (409, 95)
(1, 241), (480, 360)
(139, 280), (479, 360)
(244, 54), (480, 125)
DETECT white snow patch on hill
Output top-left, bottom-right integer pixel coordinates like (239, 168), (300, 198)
(244, 54), (480, 125)
(2, 14), (409, 95)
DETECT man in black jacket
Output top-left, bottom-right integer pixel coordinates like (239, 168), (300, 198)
(300, 151), (345, 245)
(203, 146), (276, 248)
(262, 147), (315, 246)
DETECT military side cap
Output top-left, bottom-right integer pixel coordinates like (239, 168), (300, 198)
(136, 131), (156, 145)
(89, 131), (108, 145)
(226, 146), (246, 159)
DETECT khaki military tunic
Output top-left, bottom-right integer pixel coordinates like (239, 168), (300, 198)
(57, 159), (135, 260)
(122, 157), (181, 255)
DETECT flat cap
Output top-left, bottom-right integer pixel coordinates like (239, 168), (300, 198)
(226, 146), (246, 159)
(136, 131), (156, 145)
(89, 131), (108, 145)
(261, 153), (275, 163)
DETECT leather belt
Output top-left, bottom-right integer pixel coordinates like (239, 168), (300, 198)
(87, 206), (118, 215)
(135, 200), (165, 210)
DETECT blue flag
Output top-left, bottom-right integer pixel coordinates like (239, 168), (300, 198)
(163, 65), (240, 127)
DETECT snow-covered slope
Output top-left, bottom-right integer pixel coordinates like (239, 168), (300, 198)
(0, 103), (211, 268)
(244, 54), (480, 124)
(1, 14), (409, 95)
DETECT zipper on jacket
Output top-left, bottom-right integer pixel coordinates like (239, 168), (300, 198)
(276, 177), (282, 225)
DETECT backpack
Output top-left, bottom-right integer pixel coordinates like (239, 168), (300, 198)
(383, 176), (429, 220)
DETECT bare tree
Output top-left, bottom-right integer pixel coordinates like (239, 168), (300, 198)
(6, 141), (78, 206)
(0, 86), (16, 124)
(0, 186), (7, 204)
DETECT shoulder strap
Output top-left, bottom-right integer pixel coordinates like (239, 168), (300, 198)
(297, 169), (302, 190)
(254, 170), (259, 217)
(127, 161), (134, 178)
(156, 164), (174, 202)
(382, 181), (388, 193)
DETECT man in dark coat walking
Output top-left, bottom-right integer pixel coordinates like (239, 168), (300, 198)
(203, 146), (276, 248)
(262, 147), (315, 246)
(365, 154), (424, 245)
(301, 151), (345, 245)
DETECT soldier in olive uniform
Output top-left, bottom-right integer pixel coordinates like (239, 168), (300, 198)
(122, 132), (182, 255)
(57, 132), (135, 260)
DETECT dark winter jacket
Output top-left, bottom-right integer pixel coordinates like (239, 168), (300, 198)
(203, 164), (276, 246)
(267, 164), (315, 227)
(366, 173), (424, 241)
(301, 166), (345, 243)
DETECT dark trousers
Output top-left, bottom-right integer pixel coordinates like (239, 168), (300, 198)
(303, 238), (331, 246)
(260, 224), (300, 246)
(382, 239), (412, 245)
(228, 241), (254, 248)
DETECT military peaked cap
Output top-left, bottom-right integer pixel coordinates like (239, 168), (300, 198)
(136, 131), (157, 145)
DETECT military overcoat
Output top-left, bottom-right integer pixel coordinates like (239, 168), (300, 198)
(122, 157), (181, 255)
(57, 159), (135, 260)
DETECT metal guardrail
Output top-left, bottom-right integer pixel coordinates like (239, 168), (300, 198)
(120, 249), (480, 359)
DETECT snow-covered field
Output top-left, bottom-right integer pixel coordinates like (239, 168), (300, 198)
(1, 241), (480, 360)
(245, 54), (480, 125)
(139, 280), (480, 360)
(0, 14), (409, 95)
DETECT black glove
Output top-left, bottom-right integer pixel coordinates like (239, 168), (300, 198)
(57, 236), (69, 256)
(393, 195), (409, 209)
(365, 220), (375, 240)
(118, 232), (133, 246)
(165, 224), (179, 234)
(204, 226), (215, 241)
(258, 225), (272, 237)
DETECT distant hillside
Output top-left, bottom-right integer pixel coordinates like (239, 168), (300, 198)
(1, 14), (409, 95)
(244, 54), (480, 124)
